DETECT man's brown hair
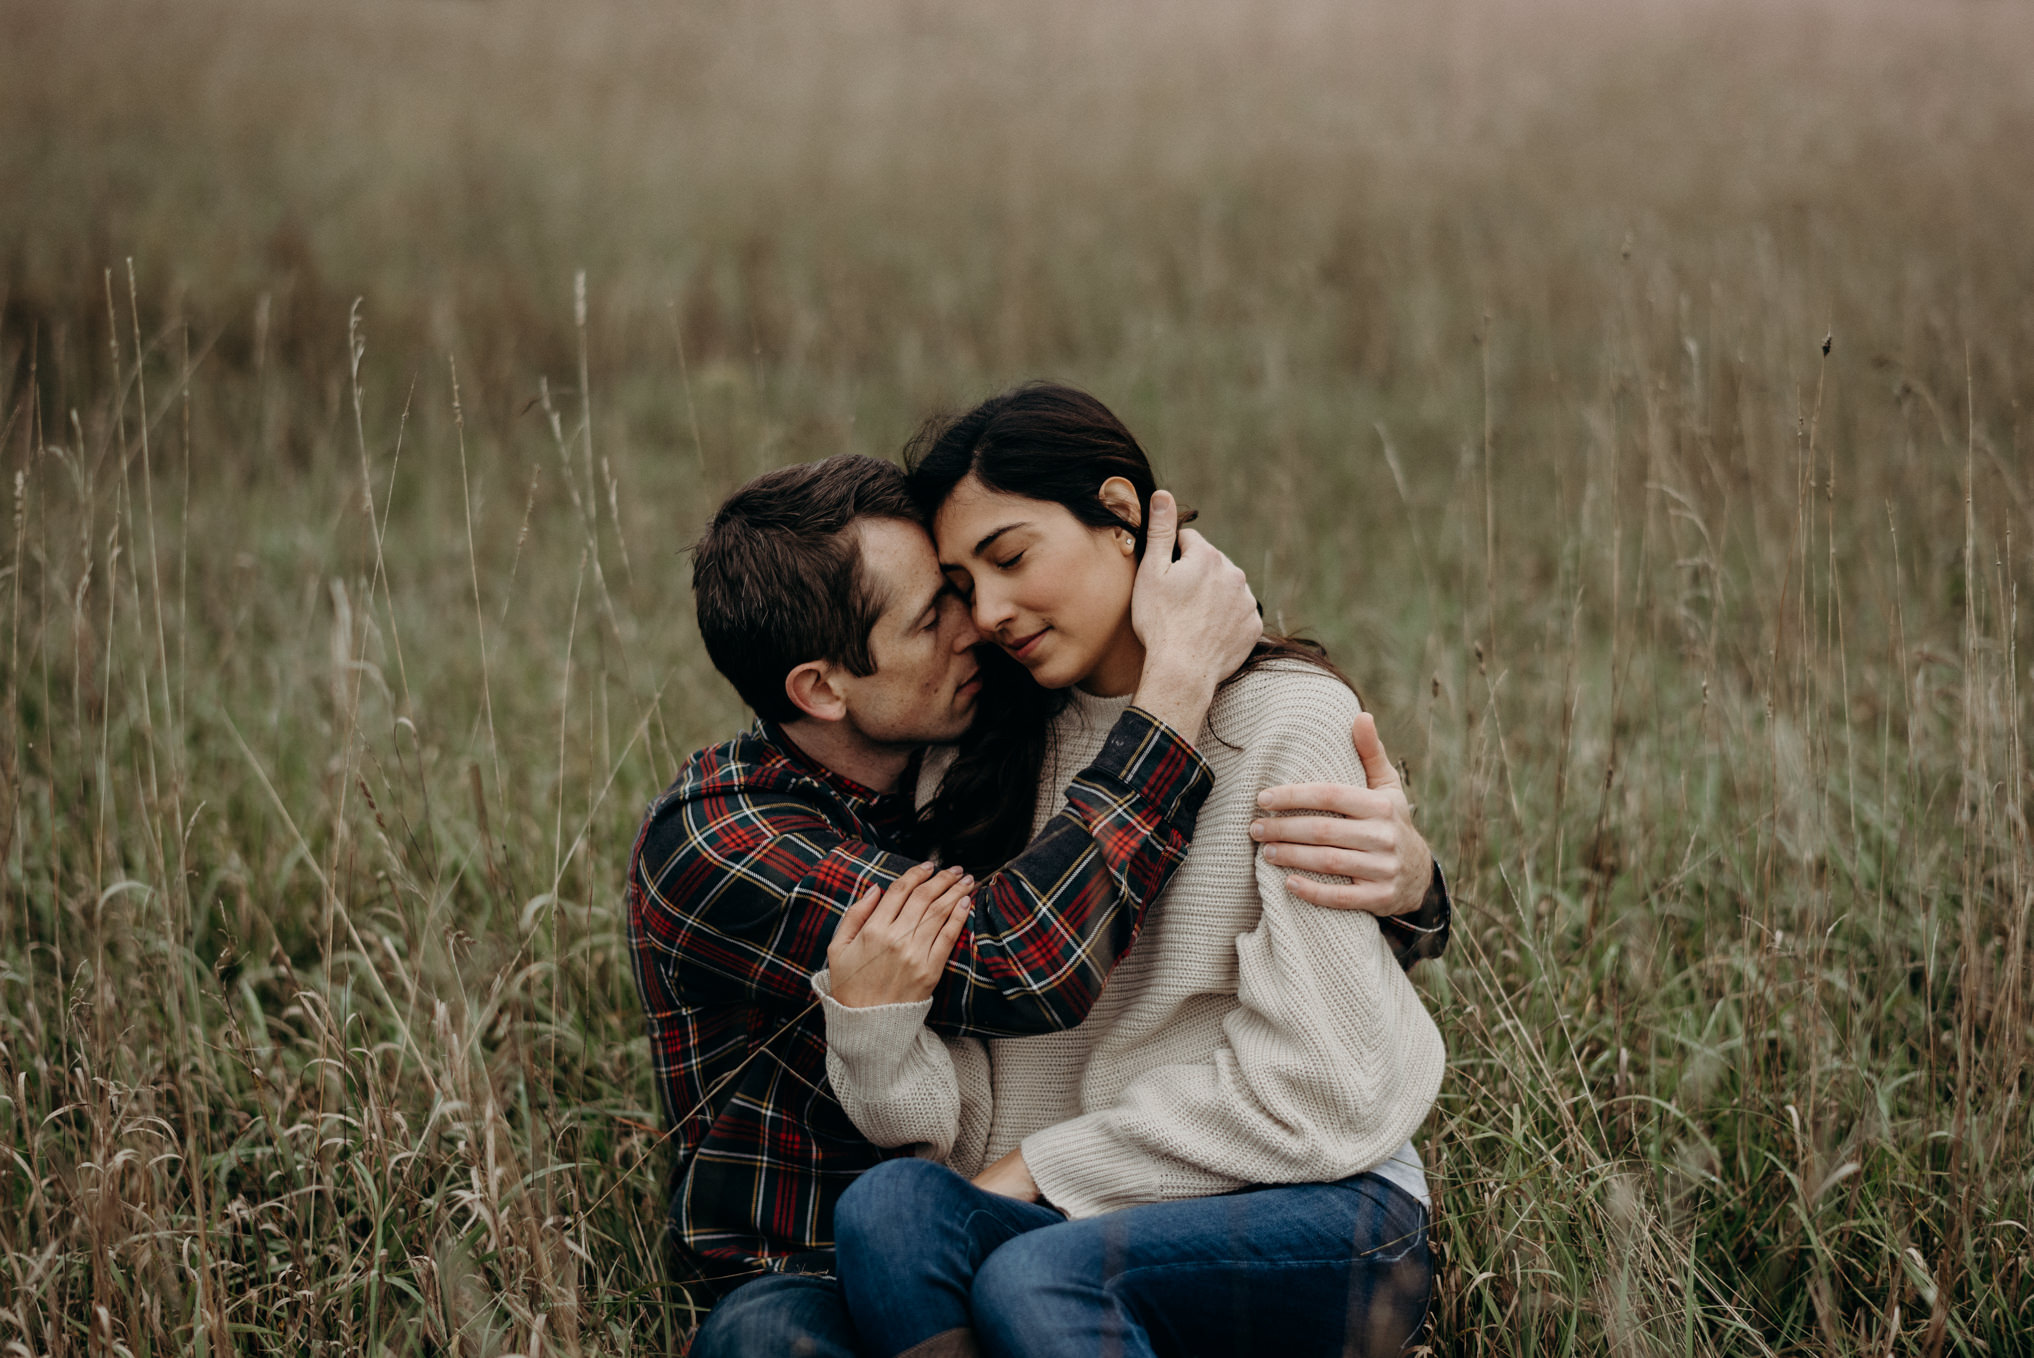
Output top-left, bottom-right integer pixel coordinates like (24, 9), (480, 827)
(691, 454), (923, 723)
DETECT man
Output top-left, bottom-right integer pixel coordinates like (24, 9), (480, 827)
(627, 454), (1449, 1352)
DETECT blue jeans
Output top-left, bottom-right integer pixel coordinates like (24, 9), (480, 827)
(834, 1157), (1433, 1358)
(688, 1266), (858, 1358)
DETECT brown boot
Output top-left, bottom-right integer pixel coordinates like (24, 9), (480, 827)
(896, 1329), (979, 1358)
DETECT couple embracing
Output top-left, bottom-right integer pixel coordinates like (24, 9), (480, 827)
(629, 383), (1450, 1357)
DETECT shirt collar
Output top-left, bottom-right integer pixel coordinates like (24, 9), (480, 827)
(756, 719), (921, 812)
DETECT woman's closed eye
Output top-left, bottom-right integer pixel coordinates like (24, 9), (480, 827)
(992, 550), (1025, 571)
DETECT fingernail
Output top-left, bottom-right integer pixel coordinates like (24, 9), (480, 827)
(1248, 821), (1265, 840)
(961, 875), (975, 886)
(1263, 846), (1279, 864)
(1255, 792), (1272, 807)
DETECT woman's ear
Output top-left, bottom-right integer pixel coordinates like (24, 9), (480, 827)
(1097, 476), (1142, 530)
(784, 660), (849, 724)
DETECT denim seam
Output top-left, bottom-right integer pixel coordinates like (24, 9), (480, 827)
(960, 1206), (1058, 1263)
(1096, 1239), (1431, 1293)
(1355, 1223), (1429, 1264)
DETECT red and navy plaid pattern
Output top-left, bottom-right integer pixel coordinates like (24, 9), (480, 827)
(628, 707), (1212, 1279)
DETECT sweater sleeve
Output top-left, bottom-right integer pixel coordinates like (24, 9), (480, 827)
(812, 969), (994, 1175)
(1020, 674), (1447, 1219)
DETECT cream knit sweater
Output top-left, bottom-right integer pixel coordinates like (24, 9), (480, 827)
(812, 663), (1447, 1220)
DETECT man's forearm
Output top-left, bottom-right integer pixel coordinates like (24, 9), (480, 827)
(926, 707), (1213, 1038)
(1129, 663), (1219, 744)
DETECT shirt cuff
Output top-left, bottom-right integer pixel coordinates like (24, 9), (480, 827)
(1381, 861), (1452, 969)
(1083, 706), (1215, 827)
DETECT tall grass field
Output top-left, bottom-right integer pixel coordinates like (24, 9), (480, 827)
(3, 0), (2032, 1352)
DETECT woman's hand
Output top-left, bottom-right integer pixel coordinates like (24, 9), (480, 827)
(971, 1147), (1041, 1202)
(827, 863), (974, 1008)
(1249, 713), (1435, 916)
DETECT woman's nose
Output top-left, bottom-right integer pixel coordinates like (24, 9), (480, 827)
(970, 584), (1015, 637)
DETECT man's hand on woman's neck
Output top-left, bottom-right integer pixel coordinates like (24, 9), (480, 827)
(1125, 491), (1263, 737)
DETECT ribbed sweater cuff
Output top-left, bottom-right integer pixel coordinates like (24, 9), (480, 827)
(810, 969), (935, 1060)
(1020, 1117), (1164, 1220)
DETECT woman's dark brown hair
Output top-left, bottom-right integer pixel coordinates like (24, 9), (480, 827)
(908, 381), (1348, 875)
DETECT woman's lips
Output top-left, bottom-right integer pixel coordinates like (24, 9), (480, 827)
(1006, 628), (1049, 660)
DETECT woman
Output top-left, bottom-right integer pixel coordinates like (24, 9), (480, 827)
(813, 383), (1445, 1358)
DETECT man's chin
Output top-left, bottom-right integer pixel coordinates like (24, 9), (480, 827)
(890, 697), (979, 748)
(932, 694), (980, 742)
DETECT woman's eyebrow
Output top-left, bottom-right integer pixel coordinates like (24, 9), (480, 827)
(970, 522), (1029, 557)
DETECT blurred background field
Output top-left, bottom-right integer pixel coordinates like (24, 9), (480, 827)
(3, 0), (2032, 1352)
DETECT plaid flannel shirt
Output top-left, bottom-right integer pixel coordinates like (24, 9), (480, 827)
(628, 706), (1215, 1282)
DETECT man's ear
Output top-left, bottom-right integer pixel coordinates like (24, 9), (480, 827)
(1097, 476), (1142, 529)
(784, 660), (849, 723)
